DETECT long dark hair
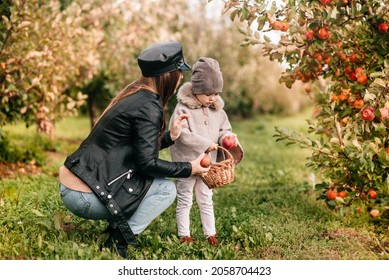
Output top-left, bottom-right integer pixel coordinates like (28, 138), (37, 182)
(98, 70), (182, 132)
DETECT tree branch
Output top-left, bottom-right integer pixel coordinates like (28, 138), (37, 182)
(0, 0), (27, 59)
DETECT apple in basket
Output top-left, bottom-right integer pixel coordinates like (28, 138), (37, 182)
(200, 153), (212, 168)
(222, 135), (237, 150)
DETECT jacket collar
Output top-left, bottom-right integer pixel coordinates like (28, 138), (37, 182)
(176, 82), (224, 110)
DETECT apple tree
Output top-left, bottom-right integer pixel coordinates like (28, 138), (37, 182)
(0, 0), (194, 133)
(222, 0), (389, 215)
(0, 0), (102, 138)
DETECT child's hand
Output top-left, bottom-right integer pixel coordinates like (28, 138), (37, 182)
(205, 143), (218, 152)
(170, 114), (189, 140)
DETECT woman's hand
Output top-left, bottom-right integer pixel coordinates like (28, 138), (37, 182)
(170, 114), (189, 141)
(190, 153), (211, 175)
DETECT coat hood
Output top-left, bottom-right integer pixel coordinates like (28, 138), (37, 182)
(176, 82), (225, 110)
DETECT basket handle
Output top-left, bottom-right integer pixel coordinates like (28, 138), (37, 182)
(216, 145), (234, 161)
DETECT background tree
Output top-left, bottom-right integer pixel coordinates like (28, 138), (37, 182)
(176, 0), (311, 118)
(1, 0), (311, 135)
(223, 0), (389, 215)
(0, 0), (101, 138)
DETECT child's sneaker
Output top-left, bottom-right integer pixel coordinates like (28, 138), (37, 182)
(180, 236), (196, 243)
(207, 235), (218, 246)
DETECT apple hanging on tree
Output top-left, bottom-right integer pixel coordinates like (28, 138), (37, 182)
(222, 0), (388, 214)
(317, 27), (330, 40)
(379, 108), (389, 120)
(305, 30), (314, 40)
(353, 99), (364, 109)
(360, 107), (375, 121)
(272, 21), (283, 30)
(368, 189), (377, 199)
(357, 74), (368, 85)
(326, 189), (337, 200)
(378, 22), (388, 33)
(338, 190), (348, 198)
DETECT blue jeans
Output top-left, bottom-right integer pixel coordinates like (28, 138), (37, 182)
(59, 178), (176, 235)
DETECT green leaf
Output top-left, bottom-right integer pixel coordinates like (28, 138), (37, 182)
(369, 72), (383, 78)
(53, 212), (63, 230)
(1, 15), (11, 30)
(37, 220), (52, 231)
(256, 15), (267, 31)
(263, 34), (272, 43)
(31, 209), (45, 217)
(371, 78), (386, 88)
(286, 142), (296, 146)
(230, 9), (239, 21)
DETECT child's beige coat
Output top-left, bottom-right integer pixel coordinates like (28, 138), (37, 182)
(169, 82), (243, 165)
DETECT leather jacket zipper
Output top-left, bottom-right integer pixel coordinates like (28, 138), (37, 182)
(107, 169), (133, 186)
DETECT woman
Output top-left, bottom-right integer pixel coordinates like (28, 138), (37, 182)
(58, 42), (210, 258)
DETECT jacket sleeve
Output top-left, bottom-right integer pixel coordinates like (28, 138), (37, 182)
(132, 102), (191, 178)
(218, 109), (244, 164)
(218, 110), (234, 142)
(169, 106), (213, 154)
(160, 131), (174, 150)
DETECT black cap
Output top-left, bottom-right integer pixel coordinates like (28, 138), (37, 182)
(137, 42), (191, 77)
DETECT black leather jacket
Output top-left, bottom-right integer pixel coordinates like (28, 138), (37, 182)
(64, 90), (191, 242)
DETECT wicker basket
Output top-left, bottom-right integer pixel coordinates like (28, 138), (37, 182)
(201, 146), (235, 189)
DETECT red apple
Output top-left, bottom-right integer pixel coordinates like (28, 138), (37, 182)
(349, 53), (359, 63)
(379, 108), (389, 120)
(348, 72), (357, 81)
(304, 84), (312, 93)
(272, 21), (283, 31)
(360, 107), (375, 121)
(368, 189), (377, 199)
(357, 74), (368, 85)
(370, 209), (380, 218)
(281, 22), (289, 32)
(317, 27), (330, 40)
(320, 0), (331, 5)
(354, 67), (364, 76)
(353, 99), (364, 109)
(200, 153), (211, 168)
(305, 30), (314, 40)
(378, 22), (388, 33)
(222, 135), (238, 150)
(338, 190), (348, 198)
(326, 190), (337, 200)
(345, 65), (353, 75)
(313, 52), (323, 62)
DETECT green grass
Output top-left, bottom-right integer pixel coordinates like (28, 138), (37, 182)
(0, 111), (387, 260)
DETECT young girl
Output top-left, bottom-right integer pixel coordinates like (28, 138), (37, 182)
(169, 57), (244, 246)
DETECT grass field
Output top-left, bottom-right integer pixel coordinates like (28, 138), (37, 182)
(0, 110), (387, 260)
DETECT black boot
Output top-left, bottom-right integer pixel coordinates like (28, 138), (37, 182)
(101, 226), (131, 258)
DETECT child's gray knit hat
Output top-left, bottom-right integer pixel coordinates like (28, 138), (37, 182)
(191, 57), (223, 94)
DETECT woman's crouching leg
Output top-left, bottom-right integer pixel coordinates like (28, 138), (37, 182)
(127, 178), (176, 235)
